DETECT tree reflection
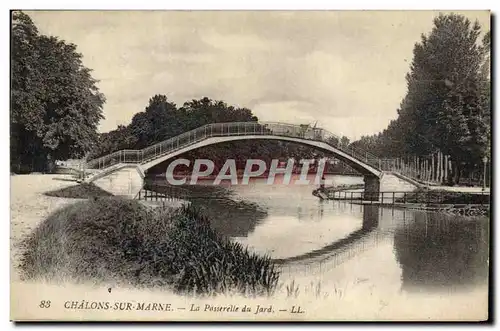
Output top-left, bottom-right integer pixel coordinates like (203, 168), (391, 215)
(393, 212), (489, 292)
(190, 197), (267, 238)
(148, 180), (267, 238)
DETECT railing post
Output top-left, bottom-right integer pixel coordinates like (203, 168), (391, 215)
(392, 192), (395, 205)
(381, 192), (384, 204)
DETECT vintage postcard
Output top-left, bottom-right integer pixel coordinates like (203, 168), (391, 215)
(10, 10), (491, 322)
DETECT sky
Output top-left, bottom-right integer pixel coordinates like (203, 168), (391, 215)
(26, 10), (490, 140)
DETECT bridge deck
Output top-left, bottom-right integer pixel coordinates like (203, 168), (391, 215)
(82, 121), (435, 189)
(84, 122), (383, 182)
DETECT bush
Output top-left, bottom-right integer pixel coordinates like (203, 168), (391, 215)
(395, 188), (489, 204)
(20, 197), (279, 297)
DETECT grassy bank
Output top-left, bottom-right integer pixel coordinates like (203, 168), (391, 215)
(395, 188), (490, 204)
(20, 197), (279, 297)
(44, 182), (113, 199)
(324, 184), (365, 193)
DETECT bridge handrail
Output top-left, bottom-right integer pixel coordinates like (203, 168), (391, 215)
(85, 121), (384, 171)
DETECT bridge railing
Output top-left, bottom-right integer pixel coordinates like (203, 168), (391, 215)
(86, 121), (384, 171)
(136, 184), (191, 203)
(319, 129), (381, 171)
(327, 189), (490, 206)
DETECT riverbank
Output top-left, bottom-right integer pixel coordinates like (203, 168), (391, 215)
(10, 174), (488, 321)
(13, 175), (278, 297)
(350, 201), (489, 216)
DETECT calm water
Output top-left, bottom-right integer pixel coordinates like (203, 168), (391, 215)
(152, 174), (489, 295)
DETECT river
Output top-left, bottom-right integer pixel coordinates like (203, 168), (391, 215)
(150, 173), (489, 300)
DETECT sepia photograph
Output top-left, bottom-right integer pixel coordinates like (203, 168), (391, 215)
(9, 9), (491, 322)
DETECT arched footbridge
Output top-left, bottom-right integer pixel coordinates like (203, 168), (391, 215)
(82, 122), (413, 199)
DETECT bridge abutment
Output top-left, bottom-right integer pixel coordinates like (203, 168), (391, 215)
(92, 165), (144, 199)
(363, 175), (380, 201)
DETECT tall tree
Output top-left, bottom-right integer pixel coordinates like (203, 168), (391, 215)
(11, 11), (105, 172)
(129, 94), (183, 149)
(340, 136), (350, 150)
(11, 11), (44, 172)
(478, 31), (491, 160)
(180, 97), (257, 127)
(402, 14), (489, 182)
(350, 13), (491, 184)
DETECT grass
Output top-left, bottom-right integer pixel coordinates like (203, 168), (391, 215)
(324, 184), (364, 193)
(44, 183), (113, 199)
(272, 279), (347, 300)
(19, 196), (279, 297)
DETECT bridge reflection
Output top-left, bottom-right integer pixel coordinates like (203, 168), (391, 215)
(276, 204), (381, 274)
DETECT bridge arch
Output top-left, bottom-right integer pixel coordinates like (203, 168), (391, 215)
(85, 122), (389, 199)
(142, 135), (382, 177)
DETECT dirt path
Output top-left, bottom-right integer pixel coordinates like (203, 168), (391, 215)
(10, 174), (80, 281)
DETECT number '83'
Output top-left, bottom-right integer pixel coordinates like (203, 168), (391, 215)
(39, 300), (51, 308)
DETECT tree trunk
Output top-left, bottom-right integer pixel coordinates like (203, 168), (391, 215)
(440, 152), (445, 184)
(452, 161), (461, 185)
(446, 157), (453, 186)
(437, 151), (441, 184)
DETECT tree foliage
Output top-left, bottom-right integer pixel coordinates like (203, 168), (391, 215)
(351, 13), (491, 183)
(11, 11), (105, 173)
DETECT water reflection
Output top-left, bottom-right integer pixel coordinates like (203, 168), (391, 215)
(149, 175), (489, 295)
(191, 197), (267, 238)
(393, 212), (489, 292)
(273, 205), (379, 264)
(148, 181), (268, 238)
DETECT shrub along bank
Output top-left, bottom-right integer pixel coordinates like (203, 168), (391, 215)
(20, 197), (279, 296)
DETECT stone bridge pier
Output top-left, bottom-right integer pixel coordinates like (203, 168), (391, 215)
(363, 175), (380, 201)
